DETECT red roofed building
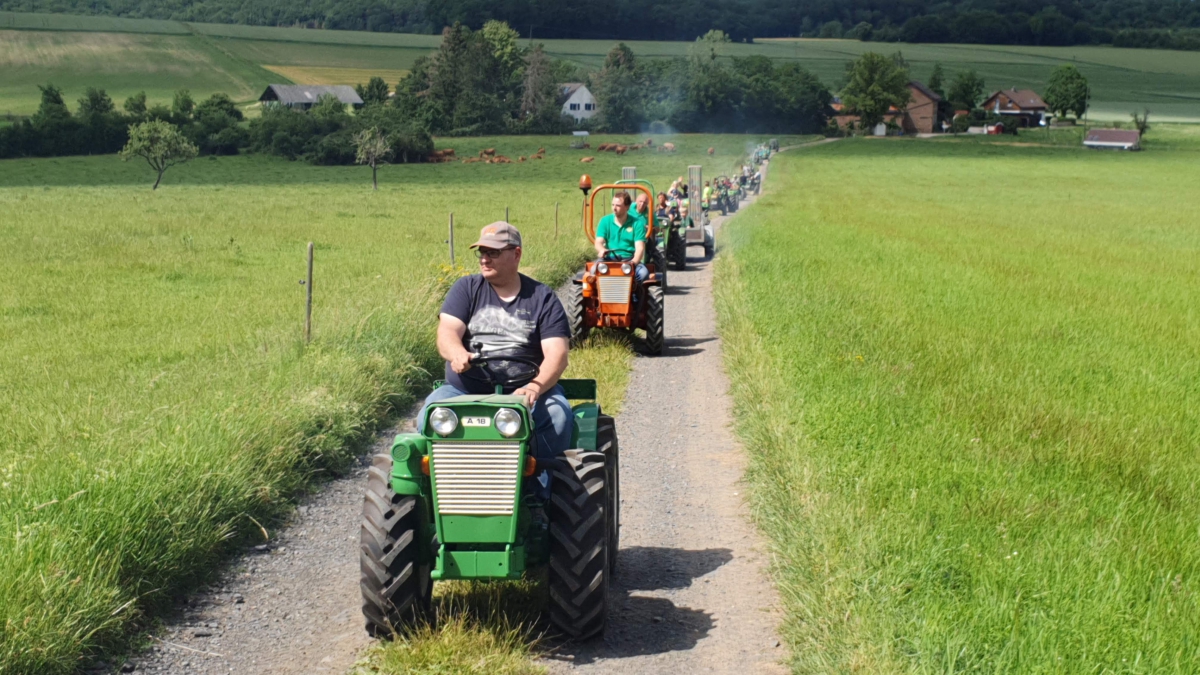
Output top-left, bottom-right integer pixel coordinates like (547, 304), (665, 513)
(1084, 129), (1141, 150)
(833, 81), (942, 134)
(981, 88), (1048, 127)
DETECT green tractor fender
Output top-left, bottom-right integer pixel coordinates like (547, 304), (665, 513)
(389, 433), (430, 496)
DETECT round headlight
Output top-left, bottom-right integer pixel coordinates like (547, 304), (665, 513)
(494, 408), (522, 438)
(429, 407), (458, 436)
(621, 263), (632, 275)
(597, 263), (609, 274)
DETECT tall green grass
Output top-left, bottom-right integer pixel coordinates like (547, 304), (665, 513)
(716, 139), (1200, 672)
(0, 134), (756, 673)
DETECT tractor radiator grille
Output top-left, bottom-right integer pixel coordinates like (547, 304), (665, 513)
(597, 275), (632, 304)
(431, 441), (521, 515)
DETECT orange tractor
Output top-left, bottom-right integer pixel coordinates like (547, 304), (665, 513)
(567, 175), (665, 355)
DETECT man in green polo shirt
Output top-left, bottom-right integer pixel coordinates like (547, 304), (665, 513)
(594, 191), (649, 288)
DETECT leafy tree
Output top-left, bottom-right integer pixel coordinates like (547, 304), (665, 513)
(947, 70), (986, 111)
(353, 126), (392, 190)
(594, 43), (641, 132)
(123, 91), (147, 119)
(927, 63), (945, 98)
(355, 76), (390, 105)
(120, 119), (198, 189)
(1045, 64), (1089, 118)
(1030, 7), (1074, 46)
(1131, 108), (1151, 136)
(77, 88), (115, 118)
(840, 52), (910, 130)
(34, 84), (71, 124)
(172, 90), (195, 120)
(819, 21), (844, 39)
(849, 22), (873, 41)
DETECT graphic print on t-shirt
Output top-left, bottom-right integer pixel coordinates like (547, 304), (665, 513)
(467, 305), (535, 384)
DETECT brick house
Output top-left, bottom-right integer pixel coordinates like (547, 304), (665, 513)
(981, 88), (1048, 127)
(833, 81), (942, 134)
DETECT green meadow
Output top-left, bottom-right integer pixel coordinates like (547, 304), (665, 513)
(3, 10), (1199, 121)
(717, 137), (1200, 672)
(0, 133), (760, 673)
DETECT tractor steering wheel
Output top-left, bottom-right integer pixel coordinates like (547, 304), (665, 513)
(468, 348), (541, 389)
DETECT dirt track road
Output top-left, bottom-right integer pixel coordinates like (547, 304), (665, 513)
(543, 177), (786, 675)
(120, 149), (807, 675)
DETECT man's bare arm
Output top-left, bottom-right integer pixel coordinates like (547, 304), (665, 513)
(632, 240), (645, 264)
(594, 236), (607, 257)
(437, 313), (473, 374)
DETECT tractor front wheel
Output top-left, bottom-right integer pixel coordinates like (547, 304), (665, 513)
(596, 415), (619, 576)
(567, 283), (590, 346)
(547, 450), (609, 639)
(644, 285), (665, 355)
(361, 454), (432, 637)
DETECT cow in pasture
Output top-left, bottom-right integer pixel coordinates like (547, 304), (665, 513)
(661, 142), (676, 152)
(707, 147), (715, 155)
(581, 157), (595, 163)
(615, 145), (627, 155)
(645, 138), (654, 146)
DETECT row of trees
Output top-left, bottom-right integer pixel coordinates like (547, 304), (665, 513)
(7, 0), (1200, 49)
(0, 86), (244, 159)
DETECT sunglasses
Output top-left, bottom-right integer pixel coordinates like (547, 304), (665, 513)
(474, 246), (514, 260)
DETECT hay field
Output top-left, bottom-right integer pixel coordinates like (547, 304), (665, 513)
(717, 138), (1200, 672)
(261, 65), (410, 86)
(0, 27), (275, 116)
(2, 10), (1199, 121)
(0, 133), (765, 673)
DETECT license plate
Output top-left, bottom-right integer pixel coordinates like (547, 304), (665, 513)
(462, 416), (491, 427)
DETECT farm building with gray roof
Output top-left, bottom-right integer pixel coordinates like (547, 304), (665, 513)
(259, 85), (364, 110)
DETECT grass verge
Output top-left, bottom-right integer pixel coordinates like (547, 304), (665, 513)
(715, 139), (1200, 672)
(1, 134), (747, 672)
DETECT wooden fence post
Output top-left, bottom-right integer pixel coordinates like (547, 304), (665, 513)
(304, 242), (313, 344)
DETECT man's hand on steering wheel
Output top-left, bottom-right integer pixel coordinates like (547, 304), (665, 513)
(449, 349), (473, 374)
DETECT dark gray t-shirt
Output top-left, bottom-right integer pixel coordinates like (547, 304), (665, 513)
(440, 274), (570, 394)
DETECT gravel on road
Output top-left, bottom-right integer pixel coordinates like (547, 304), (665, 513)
(544, 170), (787, 675)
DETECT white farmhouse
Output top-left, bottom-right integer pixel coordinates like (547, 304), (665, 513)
(560, 83), (598, 123)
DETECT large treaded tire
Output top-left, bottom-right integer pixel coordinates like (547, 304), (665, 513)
(546, 450), (609, 640)
(361, 454), (432, 637)
(644, 285), (665, 356)
(668, 229), (687, 271)
(595, 415), (619, 575)
(567, 283), (590, 346)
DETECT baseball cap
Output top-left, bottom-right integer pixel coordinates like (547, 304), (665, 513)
(469, 222), (522, 249)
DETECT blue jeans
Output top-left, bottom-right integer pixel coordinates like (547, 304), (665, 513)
(419, 383), (572, 460)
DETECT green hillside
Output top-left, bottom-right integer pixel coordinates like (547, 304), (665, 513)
(2, 10), (1199, 122)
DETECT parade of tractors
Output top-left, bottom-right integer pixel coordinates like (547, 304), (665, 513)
(359, 156), (760, 640)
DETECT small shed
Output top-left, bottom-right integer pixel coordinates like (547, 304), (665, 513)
(560, 83), (598, 123)
(260, 85), (364, 110)
(1084, 129), (1141, 150)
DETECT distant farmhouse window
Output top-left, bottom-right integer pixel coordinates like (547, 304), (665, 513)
(570, 103), (580, 111)
(585, 103), (594, 111)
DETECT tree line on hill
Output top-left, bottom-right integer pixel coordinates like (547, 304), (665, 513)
(3, 0), (1200, 49)
(0, 23), (833, 161)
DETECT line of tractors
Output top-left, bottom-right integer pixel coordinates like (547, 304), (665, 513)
(358, 158), (767, 643)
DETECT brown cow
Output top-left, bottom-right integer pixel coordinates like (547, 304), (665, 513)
(662, 142), (676, 152)
(615, 145), (627, 155)
(481, 148), (496, 157)
(518, 156), (526, 162)
(582, 142), (591, 148)
(707, 147), (715, 155)
(532, 154), (543, 159)
(645, 138), (654, 146)
(443, 148), (455, 157)
(537, 147), (545, 154)
(580, 156), (595, 163)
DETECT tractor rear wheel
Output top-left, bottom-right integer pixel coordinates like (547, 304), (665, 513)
(567, 283), (590, 346)
(644, 285), (665, 355)
(596, 415), (619, 575)
(361, 454), (432, 637)
(547, 450), (609, 639)
(668, 229), (687, 271)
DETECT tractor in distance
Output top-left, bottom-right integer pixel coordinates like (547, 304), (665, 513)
(616, 177), (681, 279)
(360, 354), (620, 640)
(568, 175), (666, 355)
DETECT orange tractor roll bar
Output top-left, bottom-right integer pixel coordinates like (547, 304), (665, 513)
(579, 174), (654, 241)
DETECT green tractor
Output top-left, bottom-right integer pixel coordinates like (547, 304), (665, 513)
(360, 354), (619, 639)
